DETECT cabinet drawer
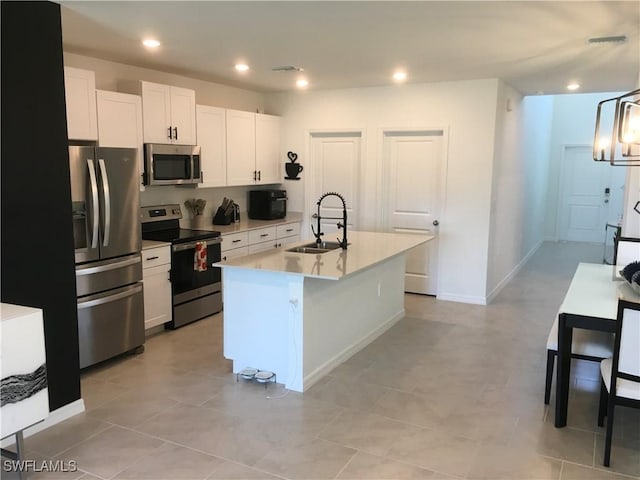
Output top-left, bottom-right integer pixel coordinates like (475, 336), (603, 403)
(249, 226), (277, 244)
(221, 246), (249, 262)
(222, 232), (249, 252)
(277, 223), (301, 239)
(142, 246), (170, 269)
(249, 241), (277, 255)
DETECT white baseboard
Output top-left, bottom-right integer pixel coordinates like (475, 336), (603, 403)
(1, 399), (85, 448)
(302, 309), (405, 391)
(436, 293), (487, 305)
(486, 239), (543, 304)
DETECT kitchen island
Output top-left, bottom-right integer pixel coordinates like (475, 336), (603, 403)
(216, 231), (432, 391)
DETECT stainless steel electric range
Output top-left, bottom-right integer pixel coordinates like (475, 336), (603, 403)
(141, 204), (222, 329)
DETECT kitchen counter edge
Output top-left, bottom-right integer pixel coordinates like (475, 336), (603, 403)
(214, 231), (433, 281)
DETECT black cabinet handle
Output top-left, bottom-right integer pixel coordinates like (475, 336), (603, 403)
(173, 127), (178, 140)
(286, 228), (293, 232)
(232, 239), (242, 243)
(258, 170), (261, 181)
(260, 233), (269, 237)
(167, 127), (172, 139)
(145, 256), (159, 261)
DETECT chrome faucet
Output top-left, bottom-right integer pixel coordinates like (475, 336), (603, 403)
(311, 192), (348, 249)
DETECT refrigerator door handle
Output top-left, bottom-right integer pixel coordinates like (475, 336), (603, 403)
(77, 283), (143, 309)
(87, 158), (100, 249)
(98, 158), (111, 247)
(76, 255), (141, 276)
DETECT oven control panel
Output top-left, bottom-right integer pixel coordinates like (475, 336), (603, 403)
(140, 204), (183, 223)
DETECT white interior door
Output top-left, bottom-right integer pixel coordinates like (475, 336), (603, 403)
(384, 131), (444, 295)
(310, 133), (361, 240)
(558, 145), (624, 243)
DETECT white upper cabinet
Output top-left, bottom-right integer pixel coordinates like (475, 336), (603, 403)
(96, 90), (144, 189)
(140, 81), (196, 145)
(196, 105), (227, 188)
(255, 113), (281, 184)
(64, 67), (98, 141)
(226, 109), (257, 186)
(96, 90), (142, 148)
(226, 110), (281, 186)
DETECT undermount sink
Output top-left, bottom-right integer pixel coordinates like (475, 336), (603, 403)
(286, 241), (350, 254)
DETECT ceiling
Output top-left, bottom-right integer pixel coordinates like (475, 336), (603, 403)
(59, 1), (640, 96)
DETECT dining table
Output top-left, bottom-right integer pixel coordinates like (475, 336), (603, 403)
(555, 262), (639, 427)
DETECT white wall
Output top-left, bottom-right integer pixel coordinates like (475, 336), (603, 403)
(486, 83), (553, 300)
(64, 52), (265, 112)
(265, 79), (500, 304)
(544, 92), (627, 240)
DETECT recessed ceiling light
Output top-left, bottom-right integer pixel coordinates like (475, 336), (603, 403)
(567, 83), (580, 91)
(235, 63), (250, 72)
(392, 71), (407, 82)
(142, 39), (160, 48)
(296, 78), (309, 89)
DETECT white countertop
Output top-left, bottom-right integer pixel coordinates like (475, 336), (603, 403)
(142, 239), (171, 250)
(179, 212), (303, 235)
(214, 230), (432, 280)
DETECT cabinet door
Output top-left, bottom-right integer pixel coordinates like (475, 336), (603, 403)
(226, 109), (256, 186)
(143, 264), (172, 329)
(255, 113), (281, 184)
(170, 86), (196, 145)
(64, 67), (98, 141)
(248, 241), (277, 254)
(96, 90), (144, 188)
(140, 81), (172, 144)
(196, 105), (226, 187)
(221, 246), (249, 262)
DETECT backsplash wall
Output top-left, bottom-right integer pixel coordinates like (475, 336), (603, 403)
(140, 184), (284, 226)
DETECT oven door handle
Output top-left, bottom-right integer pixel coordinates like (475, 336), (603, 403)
(172, 237), (222, 252)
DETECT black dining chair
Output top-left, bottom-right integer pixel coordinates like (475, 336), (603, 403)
(597, 297), (640, 467)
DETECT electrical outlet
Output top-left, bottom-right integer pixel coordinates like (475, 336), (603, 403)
(377, 282), (381, 297)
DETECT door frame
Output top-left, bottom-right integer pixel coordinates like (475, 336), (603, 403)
(305, 129), (366, 238)
(378, 126), (450, 296)
(556, 143), (608, 243)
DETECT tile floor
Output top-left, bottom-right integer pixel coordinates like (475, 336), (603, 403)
(4, 241), (639, 479)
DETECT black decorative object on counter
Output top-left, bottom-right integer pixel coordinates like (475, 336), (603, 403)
(213, 197), (238, 225)
(285, 151), (303, 180)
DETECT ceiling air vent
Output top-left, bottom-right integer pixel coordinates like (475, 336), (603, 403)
(271, 65), (304, 72)
(588, 35), (628, 45)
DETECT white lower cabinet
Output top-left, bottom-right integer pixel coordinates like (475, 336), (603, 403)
(221, 231), (249, 262)
(142, 246), (171, 330)
(221, 221), (301, 260)
(276, 223), (301, 247)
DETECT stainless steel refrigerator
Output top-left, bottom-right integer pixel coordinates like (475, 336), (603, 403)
(69, 145), (144, 369)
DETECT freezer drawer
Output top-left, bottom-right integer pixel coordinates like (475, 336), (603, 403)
(76, 254), (142, 297)
(77, 282), (144, 369)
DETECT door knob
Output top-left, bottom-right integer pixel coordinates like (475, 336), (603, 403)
(433, 220), (439, 226)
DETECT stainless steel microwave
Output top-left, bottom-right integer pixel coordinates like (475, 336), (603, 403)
(143, 144), (201, 186)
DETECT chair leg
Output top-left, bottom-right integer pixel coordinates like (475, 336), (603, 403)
(603, 392), (616, 467)
(544, 350), (555, 405)
(598, 379), (607, 427)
